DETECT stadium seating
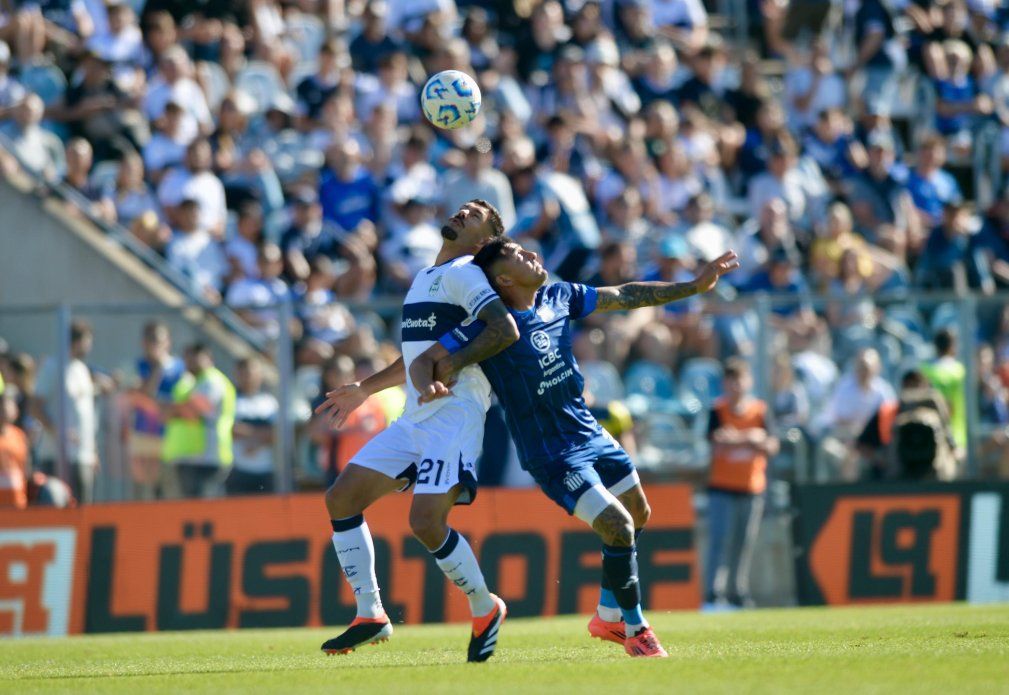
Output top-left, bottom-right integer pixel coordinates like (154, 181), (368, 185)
(0, 0), (1005, 502)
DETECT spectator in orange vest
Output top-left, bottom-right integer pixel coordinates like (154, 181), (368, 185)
(0, 393), (30, 509)
(704, 358), (779, 609)
(309, 355), (388, 487)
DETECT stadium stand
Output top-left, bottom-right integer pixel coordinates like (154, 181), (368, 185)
(1, 0), (1009, 506)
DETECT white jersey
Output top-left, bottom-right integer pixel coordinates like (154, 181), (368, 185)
(400, 255), (498, 423)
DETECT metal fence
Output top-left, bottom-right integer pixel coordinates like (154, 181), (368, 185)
(1, 289), (1006, 505)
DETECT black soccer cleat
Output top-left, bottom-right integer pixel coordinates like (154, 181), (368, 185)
(321, 615), (393, 655)
(467, 594), (507, 663)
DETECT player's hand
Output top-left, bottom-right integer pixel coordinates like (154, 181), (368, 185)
(314, 382), (368, 429)
(417, 381), (453, 405)
(433, 359), (458, 388)
(693, 250), (740, 294)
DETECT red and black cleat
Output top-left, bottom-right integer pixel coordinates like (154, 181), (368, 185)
(467, 594), (507, 663)
(321, 615), (393, 655)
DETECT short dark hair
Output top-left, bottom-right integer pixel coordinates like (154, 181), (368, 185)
(11, 353), (34, 377)
(70, 320), (92, 344)
(405, 126), (432, 150)
(546, 114), (570, 130)
(599, 240), (627, 261)
(237, 199), (263, 220)
(320, 38), (343, 56)
(187, 137), (211, 155)
(767, 131), (797, 158)
(469, 199), (505, 237)
(935, 328), (956, 355)
(186, 342), (212, 359)
(473, 237), (513, 276)
(901, 369), (928, 389)
(142, 320), (169, 341)
(724, 357), (750, 379)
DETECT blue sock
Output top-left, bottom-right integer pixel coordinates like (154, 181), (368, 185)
(599, 588), (619, 609)
(621, 604), (645, 628)
(602, 544), (647, 630)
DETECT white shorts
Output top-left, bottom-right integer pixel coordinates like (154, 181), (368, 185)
(349, 400), (485, 504)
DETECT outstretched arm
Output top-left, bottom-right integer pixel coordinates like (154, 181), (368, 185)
(314, 357), (405, 428)
(433, 298), (519, 382)
(594, 250), (739, 313)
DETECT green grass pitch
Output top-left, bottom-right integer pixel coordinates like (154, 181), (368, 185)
(4, 603), (1008, 694)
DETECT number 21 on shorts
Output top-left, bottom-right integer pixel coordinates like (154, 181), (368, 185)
(417, 458), (447, 486)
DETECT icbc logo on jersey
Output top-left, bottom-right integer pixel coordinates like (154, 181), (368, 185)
(0, 529), (76, 636)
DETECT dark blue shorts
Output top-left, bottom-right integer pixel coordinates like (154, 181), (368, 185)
(524, 433), (639, 515)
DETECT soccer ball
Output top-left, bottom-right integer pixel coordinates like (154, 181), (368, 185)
(421, 70), (482, 130)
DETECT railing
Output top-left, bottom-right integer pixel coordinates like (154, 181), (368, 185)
(0, 131), (270, 353)
(2, 288), (1006, 504)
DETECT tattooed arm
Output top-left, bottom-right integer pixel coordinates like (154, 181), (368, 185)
(434, 298), (518, 382)
(411, 300), (520, 405)
(594, 250), (740, 313)
(410, 299), (519, 405)
(595, 280), (701, 312)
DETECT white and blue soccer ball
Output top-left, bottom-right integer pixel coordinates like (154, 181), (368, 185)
(421, 70), (482, 130)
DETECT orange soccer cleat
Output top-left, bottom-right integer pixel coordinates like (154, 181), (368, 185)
(468, 594), (507, 662)
(588, 613), (626, 645)
(624, 626), (669, 658)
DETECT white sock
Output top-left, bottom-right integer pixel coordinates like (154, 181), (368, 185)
(431, 529), (496, 617)
(331, 515), (384, 619)
(597, 605), (622, 622)
(626, 618), (649, 636)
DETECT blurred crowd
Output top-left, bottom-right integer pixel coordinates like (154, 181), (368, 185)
(1, 0), (1009, 507)
(0, 319), (406, 505)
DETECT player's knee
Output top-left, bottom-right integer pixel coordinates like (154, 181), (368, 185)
(621, 489), (651, 530)
(409, 507), (448, 550)
(595, 505), (635, 547)
(608, 517), (635, 548)
(324, 481), (356, 519)
(633, 500), (652, 530)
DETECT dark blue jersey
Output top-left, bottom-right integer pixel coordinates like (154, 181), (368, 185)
(440, 282), (603, 467)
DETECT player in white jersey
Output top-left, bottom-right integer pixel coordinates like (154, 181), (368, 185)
(314, 200), (519, 662)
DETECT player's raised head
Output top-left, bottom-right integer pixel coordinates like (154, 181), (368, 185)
(473, 238), (547, 292)
(441, 199), (504, 248)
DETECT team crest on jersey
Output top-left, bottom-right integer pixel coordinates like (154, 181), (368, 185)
(428, 274), (443, 296)
(562, 471), (585, 492)
(531, 330), (551, 352)
(536, 304), (555, 322)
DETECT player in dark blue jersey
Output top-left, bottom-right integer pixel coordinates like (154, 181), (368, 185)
(410, 238), (739, 658)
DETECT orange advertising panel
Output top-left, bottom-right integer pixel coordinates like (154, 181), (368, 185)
(808, 495), (960, 604)
(0, 484), (699, 637)
(793, 485), (967, 606)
